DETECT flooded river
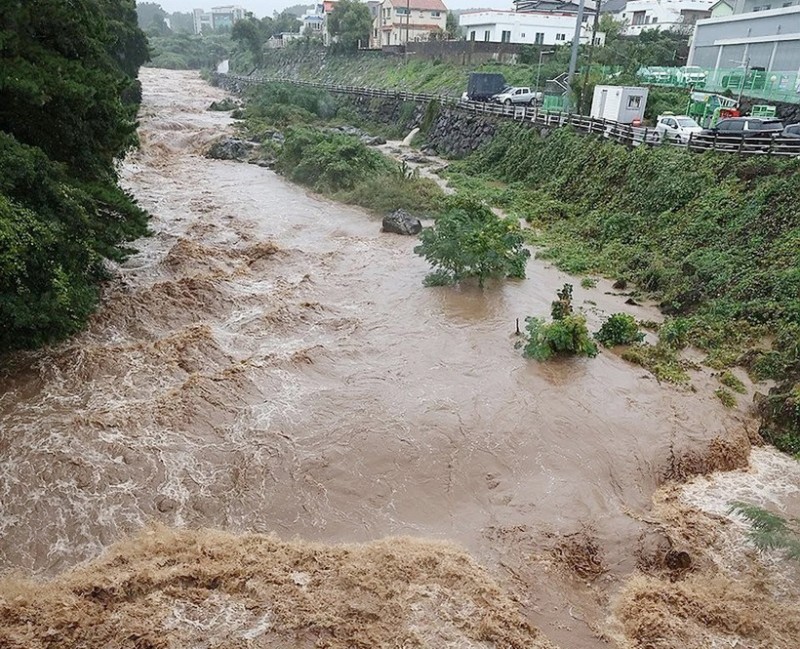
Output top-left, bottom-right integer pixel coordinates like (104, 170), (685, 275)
(0, 69), (792, 647)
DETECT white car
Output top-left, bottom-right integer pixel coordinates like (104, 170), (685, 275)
(676, 66), (707, 86)
(492, 86), (542, 106)
(655, 114), (703, 143)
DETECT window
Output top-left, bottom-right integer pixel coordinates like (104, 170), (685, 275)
(632, 11), (646, 25)
(534, 32), (544, 44)
(627, 95), (642, 109)
(521, 32), (526, 37)
(652, 17), (658, 23)
(501, 30), (511, 42)
(753, 3), (771, 9)
(431, 10), (441, 16)
(470, 30), (476, 41)
(396, 7), (409, 15)
(555, 33), (566, 41)
(484, 30), (490, 41)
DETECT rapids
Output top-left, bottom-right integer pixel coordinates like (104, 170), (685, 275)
(0, 68), (785, 647)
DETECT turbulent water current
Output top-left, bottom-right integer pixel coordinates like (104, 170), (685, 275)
(1, 69), (797, 648)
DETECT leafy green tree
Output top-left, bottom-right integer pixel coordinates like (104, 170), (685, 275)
(729, 502), (800, 561)
(0, 0), (149, 350)
(327, 0), (373, 51)
(414, 197), (529, 287)
(273, 10), (302, 35)
(170, 12), (195, 33)
(445, 12), (462, 39)
(232, 16), (265, 66)
(595, 313), (645, 347)
(135, 1), (166, 30)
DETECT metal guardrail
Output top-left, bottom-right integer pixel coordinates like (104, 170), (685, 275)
(220, 74), (800, 157)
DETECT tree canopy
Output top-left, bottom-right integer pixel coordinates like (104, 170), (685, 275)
(0, 0), (149, 350)
(327, 0), (372, 52)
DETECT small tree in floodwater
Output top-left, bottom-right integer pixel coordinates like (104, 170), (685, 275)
(729, 501), (800, 562)
(523, 283), (598, 361)
(414, 197), (529, 287)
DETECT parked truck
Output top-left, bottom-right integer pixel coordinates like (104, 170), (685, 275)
(464, 72), (507, 102)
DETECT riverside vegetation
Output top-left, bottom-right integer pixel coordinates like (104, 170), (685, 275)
(450, 125), (800, 454)
(0, 0), (149, 351)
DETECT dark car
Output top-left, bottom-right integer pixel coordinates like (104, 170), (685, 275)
(694, 117), (785, 151)
(781, 123), (800, 138)
(703, 117), (785, 137)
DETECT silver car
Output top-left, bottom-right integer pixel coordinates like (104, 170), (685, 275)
(492, 86), (542, 106)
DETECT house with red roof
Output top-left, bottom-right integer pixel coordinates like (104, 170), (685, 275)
(373, 0), (448, 47)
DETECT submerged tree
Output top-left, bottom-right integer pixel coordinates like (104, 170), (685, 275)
(414, 197), (529, 287)
(729, 502), (800, 562)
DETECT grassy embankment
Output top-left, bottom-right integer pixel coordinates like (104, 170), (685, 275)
(447, 126), (799, 452)
(247, 48), (689, 122)
(237, 81), (443, 215)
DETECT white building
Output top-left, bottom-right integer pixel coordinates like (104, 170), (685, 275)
(301, 4), (325, 34)
(619, 0), (715, 35)
(192, 5), (246, 33)
(689, 4), (800, 71)
(375, 0), (448, 47)
(459, 10), (605, 46)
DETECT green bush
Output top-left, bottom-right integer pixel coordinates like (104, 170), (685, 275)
(715, 387), (737, 408)
(522, 283), (598, 361)
(414, 197), (529, 287)
(720, 370), (747, 394)
(523, 314), (599, 361)
(278, 128), (393, 192)
(595, 313), (645, 347)
(621, 342), (691, 384)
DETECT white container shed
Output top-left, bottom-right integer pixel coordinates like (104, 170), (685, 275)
(590, 86), (649, 124)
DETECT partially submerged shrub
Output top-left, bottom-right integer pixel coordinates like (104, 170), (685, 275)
(715, 388), (737, 408)
(523, 314), (598, 361)
(621, 342), (691, 384)
(595, 313), (645, 347)
(414, 197), (529, 287)
(277, 127), (393, 192)
(720, 370), (746, 394)
(523, 284), (598, 361)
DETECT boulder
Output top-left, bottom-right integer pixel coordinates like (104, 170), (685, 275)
(205, 137), (254, 161)
(361, 135), (387, 146)
(382, 209), (422, 236)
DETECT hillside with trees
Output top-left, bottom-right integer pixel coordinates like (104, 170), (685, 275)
(0, 0), (149, 351)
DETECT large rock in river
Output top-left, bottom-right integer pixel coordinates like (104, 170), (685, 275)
(382, 209), (422, 235)
(205, 136), (254, 162)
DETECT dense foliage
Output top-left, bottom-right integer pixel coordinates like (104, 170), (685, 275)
(147, 33), (232, 69)
(278, 128), (394, 192)
(523, 285), (598, 361)
(0, 0), (148, 350)
(595, 313), (645, 347)
(327, 0), (373, 52)
(414, 198), (528, 287)
(456, 125), (800, 448)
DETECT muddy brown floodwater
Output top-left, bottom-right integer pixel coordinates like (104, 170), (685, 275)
(0, 69), (787, 648)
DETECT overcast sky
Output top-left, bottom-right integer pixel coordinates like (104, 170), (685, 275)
(150, 0), (515, 18)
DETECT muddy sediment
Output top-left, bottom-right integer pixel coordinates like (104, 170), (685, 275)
(0, 69), (797, 648)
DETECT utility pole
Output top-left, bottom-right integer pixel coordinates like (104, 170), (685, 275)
(579, 2), (600, 114)
(566, 0), (587, 112)
(736, 54), (751, 107)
